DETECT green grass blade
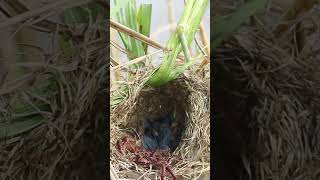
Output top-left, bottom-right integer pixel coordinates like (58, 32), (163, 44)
(147, 0), (209, 87)
(111, 0), (146, 68)
(0, 75), (58, 139)
(137, 4), (152, 53)
(212, 0), (268, 50)
(0, 97), (51, 139)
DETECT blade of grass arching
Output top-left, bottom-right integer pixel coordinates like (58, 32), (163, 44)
(212, 0), (268, 50)
(137, 4), (152, 53)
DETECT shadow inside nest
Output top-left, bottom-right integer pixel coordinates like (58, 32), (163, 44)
(124, 79), (190, 153)
(143, 111), (183, 152)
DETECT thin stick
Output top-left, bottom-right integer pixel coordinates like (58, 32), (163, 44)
(111, 29), (121, 80)
(196, 22), (210, 73)
(111, 50), (163, 71)
(110, 20), (186, 61)
(111, 40), (184, 65)
(110, 20), (165, 50)
(151, 23), (176, 38)
(199, 22), (210, 56)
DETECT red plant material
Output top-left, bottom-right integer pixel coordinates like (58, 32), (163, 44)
(117, 136), (178, 180)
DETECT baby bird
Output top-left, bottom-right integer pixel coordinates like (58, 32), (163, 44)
(156, 120), (171, 150)
(142, 112), (175, 150)
(143, 119), (158, 150)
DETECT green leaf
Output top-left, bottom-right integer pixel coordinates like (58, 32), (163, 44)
(0, 75), (57, 139)
(0, 115), (45, 139)
(147, 0), (209, 87)
(111, 0), (146, 68)
(212, 0), (268, 50)
(137, 4), (152, 53)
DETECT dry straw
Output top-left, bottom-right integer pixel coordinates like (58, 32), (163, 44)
(110, 66), (210, 179)
(0, 1), (107, 179)
(214, 5), (320, 178)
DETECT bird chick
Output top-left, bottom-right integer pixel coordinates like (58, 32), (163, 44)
(142, 112), (178, 151)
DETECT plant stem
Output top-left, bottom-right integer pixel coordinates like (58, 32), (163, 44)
(147, 0), (209, 87)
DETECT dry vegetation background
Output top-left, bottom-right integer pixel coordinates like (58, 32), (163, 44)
(0, 0), (108, 179)
(214, 0), (320, 179)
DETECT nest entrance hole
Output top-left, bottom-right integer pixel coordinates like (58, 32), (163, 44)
(126, 80), (190, 152)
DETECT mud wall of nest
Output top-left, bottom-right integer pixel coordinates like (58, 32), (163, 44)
(110, 75), (210, 178)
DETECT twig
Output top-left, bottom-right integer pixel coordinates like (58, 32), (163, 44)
(199, 22), (210, 56)
(110, 20), (165, 50)
(194, 37), (209, 59)
(196, 22), (210, 73)
(111, 50), (163, 71)
(110, 20), (185, 61)
(110, 29), (121, 80)
(151, 23), (176, 38)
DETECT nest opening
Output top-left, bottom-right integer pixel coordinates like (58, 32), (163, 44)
(123, 80), (190, 152)
(142, 110), (183, 152)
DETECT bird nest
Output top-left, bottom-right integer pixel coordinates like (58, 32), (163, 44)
(110, 72), (210, 179)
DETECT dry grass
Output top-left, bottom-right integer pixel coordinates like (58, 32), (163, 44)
(110, 66), (210, 179)
(0, 0), (107, 179)
(214, 1), (320, 179)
